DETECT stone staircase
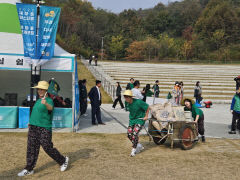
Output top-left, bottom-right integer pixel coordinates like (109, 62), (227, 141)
(83, 60), (240, 104)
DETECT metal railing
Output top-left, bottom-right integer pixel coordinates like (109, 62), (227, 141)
(81, 59), (116, 101)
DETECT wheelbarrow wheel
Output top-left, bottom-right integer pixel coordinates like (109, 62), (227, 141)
(179, 124), (197, 150)
(153, 136), (167, 145)
(152, 128), (167, 145)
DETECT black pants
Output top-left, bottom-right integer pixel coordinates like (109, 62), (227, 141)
(197, 115), (205, 136)
(195, 96), (202, 104)
(113, 96), (124, 109)
(80, 98), (87, 115)
(25, 125), (65, 171)
(91, 104), (102, 124)
(231, 111), (240, 131)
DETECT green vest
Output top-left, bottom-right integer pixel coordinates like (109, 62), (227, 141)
(234, 95), (240, 112)
(29, 97), (54, 131)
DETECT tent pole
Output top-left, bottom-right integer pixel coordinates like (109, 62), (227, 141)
(30, 0), (41, 113)
(30, 64), (34, 113)
(72, 57), (75, 132)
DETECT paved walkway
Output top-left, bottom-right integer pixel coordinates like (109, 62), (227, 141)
(1, 104), (239, 139)
(77, 104), (240, 139)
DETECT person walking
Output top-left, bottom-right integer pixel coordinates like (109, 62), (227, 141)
(18, 81), (69, 177)
(229, 89), (240, 134)
(89, 55), (93, 65)
(126, 78), (134, 90)
(112, 82), (124, 110)
(172, 81), (181, 106)
(143, 84), (154, 102)
(152, 80), (160, 97)
(124, 90), (150, 157)
(179, 81), (184, 104)
(132, 80), (144, 100)
(194, 81), (202, 104)
(184, 98), (205, 142)
(79, 79), (88, 116)
(88, 80), (105, 125)
(95, 54), (98, 66)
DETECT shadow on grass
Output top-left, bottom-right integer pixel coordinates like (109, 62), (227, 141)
(141, 138), (189, 151)
(0, 148), (94, 179)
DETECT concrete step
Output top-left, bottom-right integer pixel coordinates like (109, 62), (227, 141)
(82, 60), (239, 104)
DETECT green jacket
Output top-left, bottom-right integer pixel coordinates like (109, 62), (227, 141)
(184, 104), (203, 120)
(29, 97), (54, 131)
(126, 99), (149, 126)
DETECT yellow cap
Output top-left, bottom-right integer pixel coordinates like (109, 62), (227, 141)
(123, 90), (133, 97)
(32, 81), (49, 90)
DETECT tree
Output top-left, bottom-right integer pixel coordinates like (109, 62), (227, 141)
(195, 0), (240, 46)
(158, 34), (178, 58)
(143, 36), (158, 61)
(126, 41), (145, 60)
(109, 35), (125, 60)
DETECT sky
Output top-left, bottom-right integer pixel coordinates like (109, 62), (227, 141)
(87, 0), (182, 13)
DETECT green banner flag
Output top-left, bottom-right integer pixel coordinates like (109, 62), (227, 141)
(48, 79), (60, 96)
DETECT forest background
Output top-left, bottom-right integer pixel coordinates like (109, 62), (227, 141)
(23, 0), (240, 63)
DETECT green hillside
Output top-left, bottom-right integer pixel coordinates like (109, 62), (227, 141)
(0, 3), (21, 34)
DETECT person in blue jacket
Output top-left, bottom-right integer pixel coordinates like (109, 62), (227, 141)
(229, 88), (240, 134)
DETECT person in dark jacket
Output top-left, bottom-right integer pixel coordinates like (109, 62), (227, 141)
(229, 88), (240, 134)
(79, 79), (88, 116)
(126, 78), (134, 90)
(143, 84), (154, 102)
(88, 80), (105, 125)
(152, 80), (160, 97)
(95, 54), (98, 66)
(112, 82), (124, 110)
(194, 81), (202, 104)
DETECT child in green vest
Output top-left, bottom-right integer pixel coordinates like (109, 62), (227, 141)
(229, 89), (240, 134)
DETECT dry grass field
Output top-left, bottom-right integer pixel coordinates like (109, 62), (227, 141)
(1, 133), (240, 180)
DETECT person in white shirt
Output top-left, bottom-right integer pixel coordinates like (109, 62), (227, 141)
(131, 80), (144, 100)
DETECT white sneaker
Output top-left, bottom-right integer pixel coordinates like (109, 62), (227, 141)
(130, 148), (136, 157)
(60, 157), (69, 172)
(17, 169), (34, 177)
(121, 108), (125, 111)
(111, 107), (115, 110)
(83, 114), (88, 117)
(136, 143), (144, 154)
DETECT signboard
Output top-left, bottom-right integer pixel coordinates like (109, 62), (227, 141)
(0, 107), (18, 128)
(0, 54), (74, 72)
(16, 3), (61, 66)
(16, 3), (37, 59)
(18, 107), (72, 128)
(37, 6), (60, 61)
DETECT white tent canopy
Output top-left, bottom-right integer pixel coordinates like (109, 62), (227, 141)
(0, 31), (76, 104)
(0, 32), (75, 71)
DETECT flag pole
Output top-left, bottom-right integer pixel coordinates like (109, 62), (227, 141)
(30, 0), (42, 113)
